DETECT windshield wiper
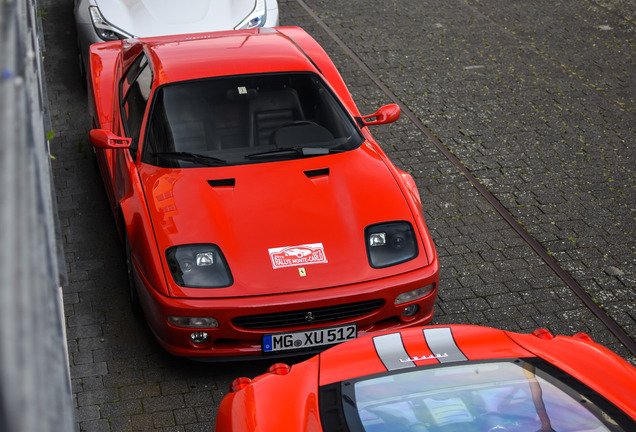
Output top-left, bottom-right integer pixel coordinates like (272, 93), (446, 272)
(246, 146), (337, 160)
(152, 151), (230, 167)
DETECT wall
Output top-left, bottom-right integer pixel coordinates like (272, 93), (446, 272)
(0, 0), (76, 430)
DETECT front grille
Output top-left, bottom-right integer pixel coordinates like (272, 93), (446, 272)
(232, 299), (385, 330)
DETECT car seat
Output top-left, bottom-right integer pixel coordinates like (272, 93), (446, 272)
(248, 88), (305, 147)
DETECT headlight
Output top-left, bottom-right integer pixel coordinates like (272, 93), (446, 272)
(365, 221), (418, 268)
(166, 244), (233, 288)
(234, 0), (267, 29)
(89, 6), (132, 41)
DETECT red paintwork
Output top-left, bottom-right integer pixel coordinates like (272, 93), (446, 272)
(215, 325), (636, 432)
(220, 357), (323, 432)
(141, 147), (432, 299)
(362, 104), (401, 126)
(316, 324), (535, 386)
(87, 27), (439, 358)
(506, 331), (636, 419)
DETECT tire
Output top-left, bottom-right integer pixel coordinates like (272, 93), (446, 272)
(125, 233), (142, 316)
(77, 45), (87, 89)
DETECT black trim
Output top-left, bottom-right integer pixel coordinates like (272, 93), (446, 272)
(207, 178), (235, 187)
(365, 220), (419, 269)
(304, 167), (329, 178)
(319, 382), (350, 432)
(523, 357), (635, 431)
(279, 31), (324, 76)
(232, 299), (384, 330)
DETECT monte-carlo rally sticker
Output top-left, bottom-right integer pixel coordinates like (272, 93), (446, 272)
(268, 243), (328, 269)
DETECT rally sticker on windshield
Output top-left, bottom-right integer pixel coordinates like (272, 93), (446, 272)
(268, 243), (328, 269)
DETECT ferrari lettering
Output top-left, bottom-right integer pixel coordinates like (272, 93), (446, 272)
(373, 328), (466, 371)
(400, 353), (449, 363)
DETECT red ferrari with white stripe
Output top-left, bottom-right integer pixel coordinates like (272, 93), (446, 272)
(216, 325), (636, 432)
(86, 27), (439, 358)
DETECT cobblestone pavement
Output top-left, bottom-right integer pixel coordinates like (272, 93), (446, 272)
(41, 0), (634, 430)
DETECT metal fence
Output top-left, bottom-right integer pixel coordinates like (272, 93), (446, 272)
(0, 0), (76, 430)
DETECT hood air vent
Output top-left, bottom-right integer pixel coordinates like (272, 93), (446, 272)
(304, 168), (329, 178)
(207, 178), (235, 187)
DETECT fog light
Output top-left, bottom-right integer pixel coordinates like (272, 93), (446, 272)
(395, 284), (435, 305)
(402, 304), (419, 317)
(190, 331), (209, 344)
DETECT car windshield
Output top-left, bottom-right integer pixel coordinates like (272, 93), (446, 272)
(142, 72), (364, 167)
(326, 359), (634, 432)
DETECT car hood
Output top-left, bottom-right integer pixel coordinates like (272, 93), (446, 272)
(95, 0), (258, 37)
(139, 145), (430, 298)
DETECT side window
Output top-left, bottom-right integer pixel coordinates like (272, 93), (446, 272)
(120, 53), (152, 156)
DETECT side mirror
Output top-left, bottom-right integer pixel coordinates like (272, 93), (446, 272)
(89, 129), (131, 149)
(361, 103), (401, 126)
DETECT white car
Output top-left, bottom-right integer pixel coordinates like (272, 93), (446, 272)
(73, 0), (279, 79)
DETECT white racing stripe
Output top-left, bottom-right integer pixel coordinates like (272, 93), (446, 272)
(372, 328), (468, 371)
(372, 333), (415, 371)
(423, 327), (468, 363)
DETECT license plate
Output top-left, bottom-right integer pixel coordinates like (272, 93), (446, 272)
(263, 324), (357, 353)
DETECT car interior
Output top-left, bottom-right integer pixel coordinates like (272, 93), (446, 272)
(143, 72), (364, 167)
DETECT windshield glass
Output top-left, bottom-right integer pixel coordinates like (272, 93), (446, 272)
(334, 359), (633, 432)
(142, 72), (364, 167)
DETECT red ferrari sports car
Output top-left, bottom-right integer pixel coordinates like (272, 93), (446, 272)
(216, 325), (636, 432)
(86, 27), (439, 358)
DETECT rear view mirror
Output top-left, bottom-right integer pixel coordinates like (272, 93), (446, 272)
(361, 103), (401, 126)
(89, 129), (131, 149)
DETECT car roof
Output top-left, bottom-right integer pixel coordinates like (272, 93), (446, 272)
(125, 27), (319, 86)
(314, 325), (636, 420)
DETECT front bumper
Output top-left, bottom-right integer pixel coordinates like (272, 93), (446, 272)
(133, 262), (439, 359)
